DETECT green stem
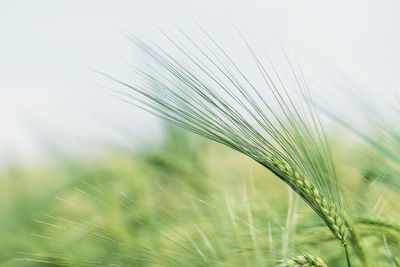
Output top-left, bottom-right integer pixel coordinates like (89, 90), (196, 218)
(345, 216), (368, 266)
(344, 243), (352, 267)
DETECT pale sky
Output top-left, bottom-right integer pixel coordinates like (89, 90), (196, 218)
(1, 0), (400, 164)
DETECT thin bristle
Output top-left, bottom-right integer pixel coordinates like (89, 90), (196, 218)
(106, 26), (348, 250)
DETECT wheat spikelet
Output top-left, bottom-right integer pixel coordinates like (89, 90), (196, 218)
(278, 253), (327, 267)
(271, 156), (346, 243)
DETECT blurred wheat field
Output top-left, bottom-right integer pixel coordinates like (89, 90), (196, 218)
(2, 1), (400, 266)
(1, 125), (399, 266)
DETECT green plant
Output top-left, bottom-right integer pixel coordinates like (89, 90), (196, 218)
(105, 28), (353, 265)
(277, 253), (327, 267)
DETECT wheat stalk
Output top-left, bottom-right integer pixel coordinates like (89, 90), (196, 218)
(356, 218), (400, 234)
(105, 26), (351, 266)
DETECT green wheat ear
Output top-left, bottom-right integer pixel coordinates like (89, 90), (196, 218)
(277, 254), (327, 267)
(105, 26), (351, 266)
(271, 156), (346, 244)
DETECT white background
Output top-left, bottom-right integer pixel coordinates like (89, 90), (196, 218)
(1, 0), (399, 164)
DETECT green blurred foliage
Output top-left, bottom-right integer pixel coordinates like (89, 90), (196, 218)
(1, 127), (400, 266)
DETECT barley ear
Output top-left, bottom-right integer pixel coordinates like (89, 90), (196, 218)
(277, 253), (327, 267)
(110, 27), (353, 266)
(271, 156), (347, 245)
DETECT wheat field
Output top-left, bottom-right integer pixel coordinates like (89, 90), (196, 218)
(3, 21), (400, 267)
